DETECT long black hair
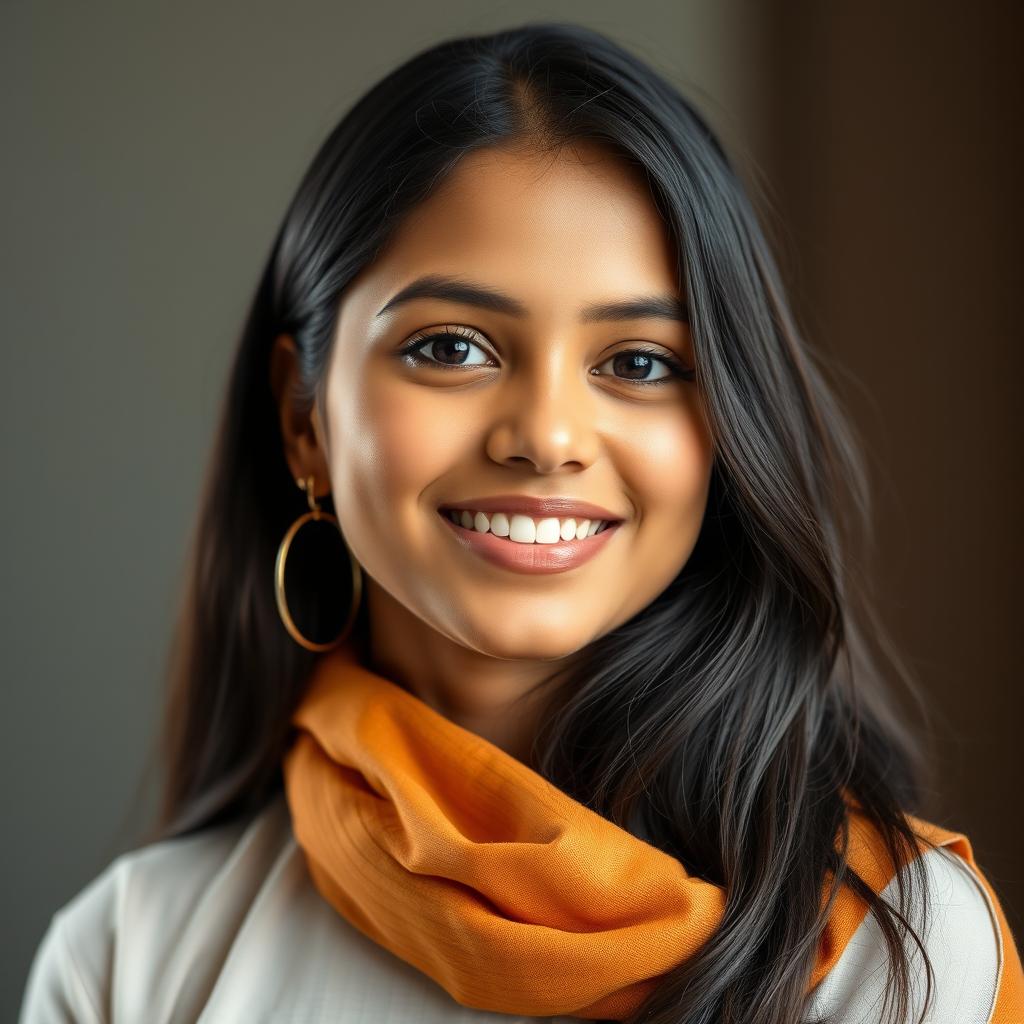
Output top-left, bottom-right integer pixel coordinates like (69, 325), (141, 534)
(141, 22), (942, 1024)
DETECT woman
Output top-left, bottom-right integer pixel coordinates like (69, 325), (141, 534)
(19, 21), (1023, 1024)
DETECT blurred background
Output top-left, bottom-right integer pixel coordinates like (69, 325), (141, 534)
(2, 1), (1020, 1017)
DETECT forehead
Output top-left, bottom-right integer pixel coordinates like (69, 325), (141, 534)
(355, 142), (680, 315)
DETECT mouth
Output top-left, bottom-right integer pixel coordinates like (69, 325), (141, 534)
(437, 506), (619, 542)
(435, 506), (624, 575)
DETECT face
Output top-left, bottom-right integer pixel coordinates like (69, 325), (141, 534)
(278, 141), (714, 664)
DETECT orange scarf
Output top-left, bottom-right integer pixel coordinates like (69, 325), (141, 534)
(281, 638), (1024, 1021)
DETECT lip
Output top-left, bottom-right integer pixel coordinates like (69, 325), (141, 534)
(437, 494), (627, 523)
(438, 510), (623, 575)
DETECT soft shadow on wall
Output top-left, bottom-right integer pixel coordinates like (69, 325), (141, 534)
(761, 1), (1023, 933)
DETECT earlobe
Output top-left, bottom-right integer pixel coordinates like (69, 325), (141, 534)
(270, 333), (330, 488)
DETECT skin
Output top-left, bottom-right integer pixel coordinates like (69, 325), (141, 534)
(271, 140), (715, 766)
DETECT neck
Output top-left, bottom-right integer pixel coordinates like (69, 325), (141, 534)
(358, 577), (565, 767)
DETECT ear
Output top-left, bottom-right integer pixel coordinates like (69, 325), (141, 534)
(269, 333), (332, 498)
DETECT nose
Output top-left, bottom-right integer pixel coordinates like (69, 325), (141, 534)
(483, 349), (602, 474)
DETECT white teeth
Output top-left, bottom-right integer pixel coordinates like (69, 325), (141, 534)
(536, 517), (564, 544)
(509, 514), (536, 543)
(445, 509), (613, 544)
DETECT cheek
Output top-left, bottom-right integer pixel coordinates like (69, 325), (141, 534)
(621, 401), (714, 529)
(335, 373), (465, 513)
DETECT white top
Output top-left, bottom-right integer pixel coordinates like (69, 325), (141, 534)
(18, 790), (1003, 1024)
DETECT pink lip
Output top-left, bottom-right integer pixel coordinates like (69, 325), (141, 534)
(437, 494), (626, 523)
(438, 510), (623, 575)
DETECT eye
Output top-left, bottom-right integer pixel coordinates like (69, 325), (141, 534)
(397, 325), (494, 369)
(592, 346), (695, 388)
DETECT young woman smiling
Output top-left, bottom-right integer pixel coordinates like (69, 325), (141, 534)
(20, 21), (1023, 1024)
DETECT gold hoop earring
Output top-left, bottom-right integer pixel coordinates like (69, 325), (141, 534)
(274, 474), (363, 652)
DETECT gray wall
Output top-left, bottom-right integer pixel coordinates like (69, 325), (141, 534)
(3, 2), (1018, 1020)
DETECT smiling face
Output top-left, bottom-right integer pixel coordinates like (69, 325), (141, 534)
(277, 140), (715, 664)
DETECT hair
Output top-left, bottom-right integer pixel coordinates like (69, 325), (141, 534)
(135, 21), (946, 1024)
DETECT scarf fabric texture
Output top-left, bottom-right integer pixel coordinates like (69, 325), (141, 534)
(281, 638), (1024, 1021)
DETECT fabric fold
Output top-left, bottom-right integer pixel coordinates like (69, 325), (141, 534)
(281, 638), (1023, 1021)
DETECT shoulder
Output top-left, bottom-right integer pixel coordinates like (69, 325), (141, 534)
(18, 793), (293, 1024)
(804, 843), (1002, 1023)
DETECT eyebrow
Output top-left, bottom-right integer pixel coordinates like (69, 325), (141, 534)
(374, 273), (688, 323)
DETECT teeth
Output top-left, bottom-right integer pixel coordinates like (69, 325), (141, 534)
(444, 509), (612, 544)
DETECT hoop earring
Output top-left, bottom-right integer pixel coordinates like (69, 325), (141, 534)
(274, 473), (363, 652)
